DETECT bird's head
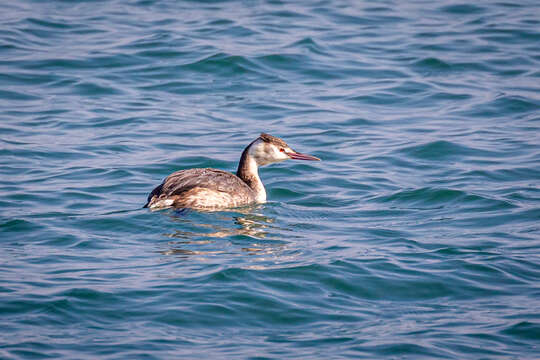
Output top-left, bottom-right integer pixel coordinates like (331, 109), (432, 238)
(248, 133), (320, 166)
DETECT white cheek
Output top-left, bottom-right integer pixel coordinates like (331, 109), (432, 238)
(259, 149), (271, 163)
(250, 144), (269, 165)
(248, 140), (263, 156)
(269, 147), (284, 161)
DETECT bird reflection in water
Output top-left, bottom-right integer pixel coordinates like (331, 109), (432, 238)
(157, 207), (292, 259)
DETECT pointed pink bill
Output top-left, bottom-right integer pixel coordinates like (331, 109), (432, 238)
(286, 151), (321, 161)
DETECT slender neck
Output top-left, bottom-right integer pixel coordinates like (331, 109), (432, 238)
(236, 143), (266, 202)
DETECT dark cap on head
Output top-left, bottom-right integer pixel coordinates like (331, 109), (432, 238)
(259, 133), (289, 148)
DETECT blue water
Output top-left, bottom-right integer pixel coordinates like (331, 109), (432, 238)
(1, 0), (540, 358)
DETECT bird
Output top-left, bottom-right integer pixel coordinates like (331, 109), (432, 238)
(144, 133), (320, 210)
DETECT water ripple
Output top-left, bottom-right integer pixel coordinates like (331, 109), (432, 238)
(1, 0), (540, 358)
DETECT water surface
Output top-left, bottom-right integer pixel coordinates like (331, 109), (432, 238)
(1, 0), (539, 358)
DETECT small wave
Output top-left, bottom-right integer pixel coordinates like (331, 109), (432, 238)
(398, 140), (499, 161)
(269, 187), (303, 201)
(348, 92), (408, 106)
(23, 54), (144, 71)
(0, 89), (41, 101)
(501, 321), (540, 341)
(377, 187), (466, 205)
(439, 4), (486, 14)
(254, 53), (348, 80)
(0, 72), (58, 86)
(0, 218), (43, 233)
(72, 80), (123, 96)
(411, 57), (491, 76)
(26, 17), (75, 30)
(181, 52), (263, 77)
(465, 167), (540, 182)
(413, 57), (452, 71)
(458, 95), (540, 118)
(373, 187), (515, 210)
(284, 37), (329, 56)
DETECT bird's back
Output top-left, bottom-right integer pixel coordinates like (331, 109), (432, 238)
(145, 168), (257, 209)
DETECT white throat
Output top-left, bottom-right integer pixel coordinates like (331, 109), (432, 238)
(243, 154), (266, 202)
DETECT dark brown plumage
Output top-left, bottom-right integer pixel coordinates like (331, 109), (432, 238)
(259, 132), (288, 148)
(144, 168), (256, 209)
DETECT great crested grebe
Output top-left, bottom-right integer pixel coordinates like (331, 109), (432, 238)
(144, 133), (320, 210)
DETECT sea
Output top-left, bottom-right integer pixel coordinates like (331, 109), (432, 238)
(1, 0), (539, 358)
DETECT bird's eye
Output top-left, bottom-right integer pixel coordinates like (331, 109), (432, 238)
(280, 148), (285, 152)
